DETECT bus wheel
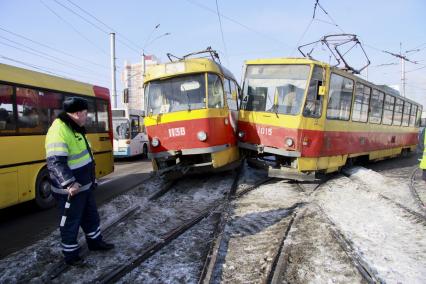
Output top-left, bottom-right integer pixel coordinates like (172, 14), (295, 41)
(35, 168), (55, 209)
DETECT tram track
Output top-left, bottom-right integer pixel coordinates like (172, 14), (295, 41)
(40, 175), (177, 281)
(95, 164), (275, 283)
(46, 169), (239, 283)
(409, 167), (426, 213)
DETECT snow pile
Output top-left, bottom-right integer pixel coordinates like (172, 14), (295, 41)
(316, 175), (426, 283)
(344, 166), (423, 214)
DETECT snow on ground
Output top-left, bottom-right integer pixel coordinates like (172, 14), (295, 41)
(0, 172), (234, 283)
(316, 174), (426, 283)
(54, 172), (234, 283)
(212, 180), (304, 283)
(120, 214), (217, 283)
(276, 206), (366, 284)
(343, 166), (424, 214)
(412, 168), (426, 209)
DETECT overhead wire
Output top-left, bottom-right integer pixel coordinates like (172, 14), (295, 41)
(40, 0), (109, 56)
(0, 35), (107, 79)
(64, 0), (143, 52)
(0, 26), (109, 70)
(185, 0), (291, 48)
(215, 0), (230, 66)
(52, 0), (141, 54)
(0, 55), (109, 86)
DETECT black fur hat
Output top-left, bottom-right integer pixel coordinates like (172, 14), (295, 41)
(63, 97), (88, 113)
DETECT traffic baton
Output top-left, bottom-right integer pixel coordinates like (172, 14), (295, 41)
(60, 194), (72, 227)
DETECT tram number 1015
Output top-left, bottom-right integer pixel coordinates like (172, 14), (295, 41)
(257, 127), (272, 136)
(168, 127), (186, 137)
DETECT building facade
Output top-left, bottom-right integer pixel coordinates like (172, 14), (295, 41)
(121, 55), (159, 111)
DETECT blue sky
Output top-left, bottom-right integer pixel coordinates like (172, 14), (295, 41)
(1, 0), (425, 106)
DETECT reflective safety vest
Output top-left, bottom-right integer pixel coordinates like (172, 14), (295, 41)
(420, 131), (426, 169)
(45, 118), (94, 194)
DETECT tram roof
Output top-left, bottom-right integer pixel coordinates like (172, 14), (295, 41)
(144, 58), (237, 83)
(244, 57), (328, 66)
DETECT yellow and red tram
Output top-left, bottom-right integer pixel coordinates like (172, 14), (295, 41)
(143, 55), (240, 178)
(237, 58), (422, 180)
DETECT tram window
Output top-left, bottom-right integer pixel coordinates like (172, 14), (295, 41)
(208, 73), (224, 109)
(225, 79), (238, 111)
(382, 94), (395, 125)
(303, 66), (324, 118)
(416, 106), (422, 127)
(393, 98), (403, 126)
(352, 83), (370, 122)
(146, 74), (206, 114)
(243, 86), (267, 111)
(0, 84), (16, 134)
(327, 73), (354, 121)
(368, 89), (384, 124)
(410, 105), (417, 127)
(241, 64), (310, 115)
(402, 101), (411, 126)
(229, 80), (239, 110)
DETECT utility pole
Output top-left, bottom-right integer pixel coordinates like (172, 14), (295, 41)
(383, 43), (418, 97)
(110, 33), (117, 108)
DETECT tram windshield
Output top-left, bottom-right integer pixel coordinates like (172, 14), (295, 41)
(241, 65), (310, 115)
(146, 74), (207, 115)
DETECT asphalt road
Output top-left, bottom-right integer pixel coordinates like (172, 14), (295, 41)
(0, 157), (153, 259)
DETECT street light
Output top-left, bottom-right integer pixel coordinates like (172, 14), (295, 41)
(142, 32), (171, 76)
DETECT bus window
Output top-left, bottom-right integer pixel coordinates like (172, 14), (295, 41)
(402, 102), (411, 127)
(0, 84), (15, 134)
(97, 99), (110, 132)
(382, 94), (395, 125)
(16, 87), (49, 133)
(303, 66), (324, 118)
(327, 73), (354, 120)
(352, 83), (370, 122)
(130, 115), (140, 139)
(208, 73), (224, 109)
(393, 98), (403, 126)
(85, 97), (97, 133)
(369, 89), (384, 124)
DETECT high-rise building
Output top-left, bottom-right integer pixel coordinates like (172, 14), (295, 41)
(121, 55), (159, 111)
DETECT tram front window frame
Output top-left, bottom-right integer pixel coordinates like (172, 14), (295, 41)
(145, 73), (207, 115)
(240, 64), (311, 115)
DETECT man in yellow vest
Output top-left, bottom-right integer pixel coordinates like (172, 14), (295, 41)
(45, 97), (114, 266)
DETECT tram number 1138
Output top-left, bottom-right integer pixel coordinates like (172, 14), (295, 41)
(168, 127), (186, 137)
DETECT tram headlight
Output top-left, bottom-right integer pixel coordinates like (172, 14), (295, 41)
(197, 131), (207, 141)
(151, 137), (160, 147)
(238, 131), (245, 139)
(285, 137), (294, 147)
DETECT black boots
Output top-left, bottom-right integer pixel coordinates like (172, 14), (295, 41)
(88, 239), (115, 251)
